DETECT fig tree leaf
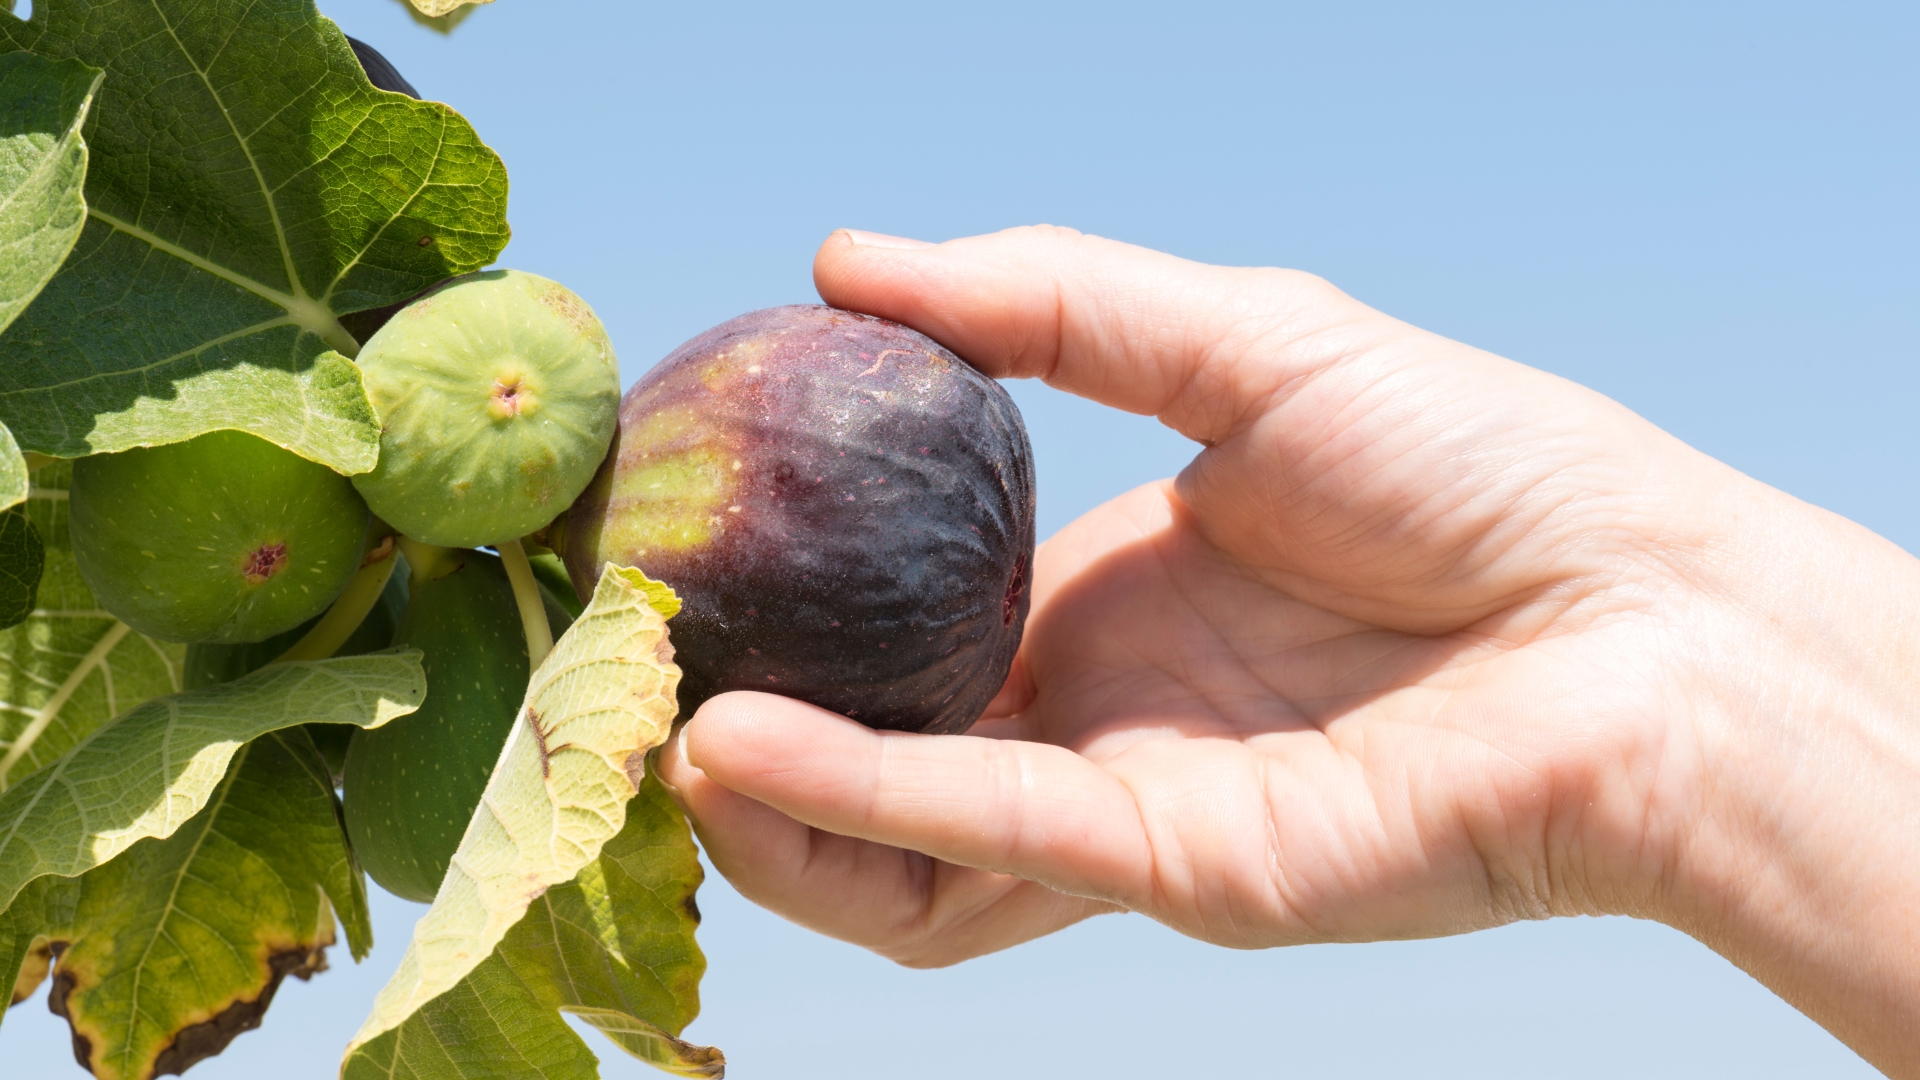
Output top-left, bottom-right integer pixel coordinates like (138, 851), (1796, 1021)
(0, 48), (98, 527)
(348, 565), (682, 1056)
(633, 574), (682, 622)
(0, 50), (99, 337)
(0, 647), (425, 917)
(0, 421), (28, 512)
(408, 0), (493, 20)
(20, 728), (369, 1080)
(1, 872), (71, 1014)
(0, 461), (186, 791)
(0, 0), (510, 472)
(0, 505), (42, 631)
(391, 0), (478, 35)
(343, 773), (719, 1080)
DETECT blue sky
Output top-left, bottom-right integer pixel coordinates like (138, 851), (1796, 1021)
(4, 0), (1915, 1076)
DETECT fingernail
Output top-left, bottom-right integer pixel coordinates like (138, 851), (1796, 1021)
(840, 229), (934, 251)
(655, 727), (693, 809)
(670, 718), (698, 770)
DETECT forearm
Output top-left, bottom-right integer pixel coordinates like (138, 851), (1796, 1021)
(1668, 480), (1920, 1075)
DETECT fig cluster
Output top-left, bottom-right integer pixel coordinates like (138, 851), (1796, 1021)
(70, 270), (619, 646)
(67, 280), (1034, 904)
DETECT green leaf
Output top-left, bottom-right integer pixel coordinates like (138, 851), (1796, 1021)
(0, 50), (99, 336)
(0, 0), (510, 471)
(12, 728), (373, 1078)
(0, 647), (425, 916)
(0, 505), (41, 631)
(0, 420), (28, 512)
(343, 773), (720, 1080)
(0, 461), (185, 791)
(633, 573), (682, 621)
(0, 48), (97, 527)
(349, 565), (683, 1057)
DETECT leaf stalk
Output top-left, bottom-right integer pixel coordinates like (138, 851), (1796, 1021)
(273, 535), (399, 664)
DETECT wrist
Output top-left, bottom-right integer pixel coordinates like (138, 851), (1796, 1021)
(1658, 478), (1920, 1075)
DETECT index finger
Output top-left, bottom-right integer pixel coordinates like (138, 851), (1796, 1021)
(812, 225), (1402, 446)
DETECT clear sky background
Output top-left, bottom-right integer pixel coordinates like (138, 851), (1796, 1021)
(4, 0), (1916, 1076)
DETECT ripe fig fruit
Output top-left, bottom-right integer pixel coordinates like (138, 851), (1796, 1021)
(341, 549), (573, 902)
(70, 431), (372, 644)
(351, 270), (620, 548)
(561, 305), (1035, 736)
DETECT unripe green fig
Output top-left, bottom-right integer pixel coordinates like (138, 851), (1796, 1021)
(185, 564), (410, 781)
(351, 269), (620, 548)
(70, 431), (372, 644)
(341, 549), (573, 902)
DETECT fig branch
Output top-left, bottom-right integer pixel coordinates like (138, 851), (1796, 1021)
(498, 536), (554, 672)
(272, 532), (400, 664)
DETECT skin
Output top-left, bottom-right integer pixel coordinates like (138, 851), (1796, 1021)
(657, 226), (1920, 1074)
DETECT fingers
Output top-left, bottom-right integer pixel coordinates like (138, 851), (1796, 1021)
(656, 716), (1112, 965)
(677, 690), (1160, 910)
(813, 226), (1405, 446)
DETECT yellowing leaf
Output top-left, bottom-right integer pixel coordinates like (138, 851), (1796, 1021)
(343, 773), (718, 1080)
(15, 729), (372, 1079)
(0, 649), (425, 916)
(348, 566), (681, 1056)
(562, 1008), (724, 1078)
(408, 0), (493, 18)
(633, 574), (683, 621)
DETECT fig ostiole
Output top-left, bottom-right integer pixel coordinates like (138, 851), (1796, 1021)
(350, 269), (621, 549)
(341, 548), (575, 903)
(70, 430), (373, 644)
(562, 304), (1036, 736)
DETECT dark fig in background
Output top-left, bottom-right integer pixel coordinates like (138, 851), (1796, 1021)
(561, 304), (1035, 736)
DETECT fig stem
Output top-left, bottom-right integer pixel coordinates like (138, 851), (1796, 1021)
(499, 537), (554, 673)
(397, 536), (458, 587)
(272, 542), (399, 664)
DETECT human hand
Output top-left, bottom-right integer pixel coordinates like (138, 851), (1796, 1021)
(658, 227), (1920, 1074)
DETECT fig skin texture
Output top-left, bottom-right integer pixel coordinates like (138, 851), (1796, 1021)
(562, 304), (1035, 736)
(70, 430), (372, 644)
(352, 269), (620, 548)
(341, 550), (574, 903)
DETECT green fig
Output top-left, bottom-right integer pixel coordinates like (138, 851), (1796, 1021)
(351, 269), (620, 548)
(184, 562), (410, 782)
(70, 431), (371, 644)
(341, 548), (573, 902)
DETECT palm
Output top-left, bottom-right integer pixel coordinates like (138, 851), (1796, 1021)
(973, 448), (1656, 943)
